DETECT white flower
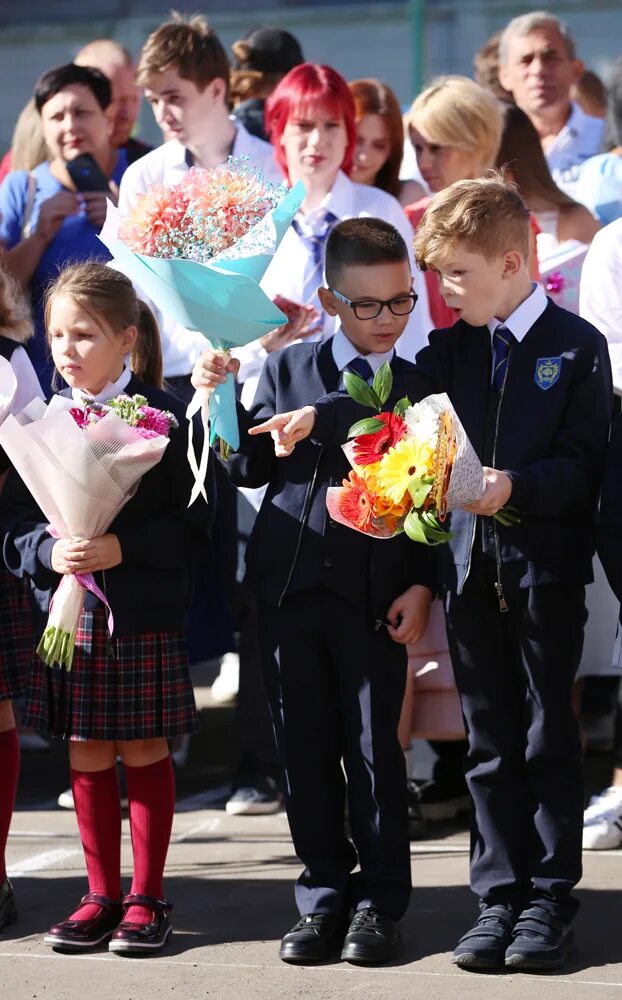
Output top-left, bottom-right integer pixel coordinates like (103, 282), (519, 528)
(404, 402), (439, 449)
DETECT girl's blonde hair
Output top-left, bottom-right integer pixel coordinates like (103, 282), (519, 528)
(0, 262), (34, 343)
(44, 262), (163, 388)
(406, 75), (503, 174)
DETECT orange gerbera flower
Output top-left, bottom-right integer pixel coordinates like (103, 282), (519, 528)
(336, 470), (377, 532)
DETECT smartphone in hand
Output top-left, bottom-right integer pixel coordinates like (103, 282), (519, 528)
(65, 153), (110, 193)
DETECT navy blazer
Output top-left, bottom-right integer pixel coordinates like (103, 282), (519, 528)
(313, 299), (613, 593)
(226, 337), (436, 621)
(1, 375), (213, 635)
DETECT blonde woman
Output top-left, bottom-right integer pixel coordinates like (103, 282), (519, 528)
(404, 76), (503, 327)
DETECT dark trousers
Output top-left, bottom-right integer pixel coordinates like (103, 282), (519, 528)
(258, 586), (411, 920)
(444, 553), (586, 921)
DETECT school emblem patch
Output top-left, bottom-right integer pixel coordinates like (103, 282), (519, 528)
(534, 356), (562, 390)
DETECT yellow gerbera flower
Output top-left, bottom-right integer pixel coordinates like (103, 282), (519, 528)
(376, 438), (435, 505)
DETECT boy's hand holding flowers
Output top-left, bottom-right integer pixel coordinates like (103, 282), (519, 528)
(51, 535), (122, 575)
(462, 468), (513, 516)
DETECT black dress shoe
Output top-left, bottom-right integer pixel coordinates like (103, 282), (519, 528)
(452, 904), (517, 969)
(279, 913), (346, 964)
(108, 894), (173, 954)
(44, 893), (123, 950)
(0, 878), (17, 933)
(340, 907), (399, 964)
(505, 905), (573, 970)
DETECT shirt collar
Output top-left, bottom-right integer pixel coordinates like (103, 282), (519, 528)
(487, 283), (548, 343)
(331, 326), (395, 375)
(296, 171), (354, 234)
(181, 117), (251, 169)
(71, 366), (132, 406)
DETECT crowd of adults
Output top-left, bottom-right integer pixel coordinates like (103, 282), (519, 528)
(2, 7), (622, 852)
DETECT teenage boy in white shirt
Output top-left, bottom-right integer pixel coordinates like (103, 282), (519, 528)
(116, 13), (282, 382)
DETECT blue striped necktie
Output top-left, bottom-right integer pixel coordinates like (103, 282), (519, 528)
(346, 356), (374, 383)
(491, 324), (515, 393)
(291, 210), (338, 322)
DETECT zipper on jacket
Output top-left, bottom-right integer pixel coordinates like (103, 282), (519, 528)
(277, 447), (323, 608)
(491, 365), (509, 613)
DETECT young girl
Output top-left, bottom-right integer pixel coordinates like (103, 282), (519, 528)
(0, 265), (43, 934)
(1, 262), (210, 954)
(495, 101), (601, 268)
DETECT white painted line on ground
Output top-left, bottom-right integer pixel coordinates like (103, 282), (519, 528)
(1, 951), (622, 987)
(8, 830), (74, 839)
(171, 817), (221, 844)
(7, 848), (82, 877)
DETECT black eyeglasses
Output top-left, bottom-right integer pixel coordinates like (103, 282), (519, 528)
(329, 287), (418, 320)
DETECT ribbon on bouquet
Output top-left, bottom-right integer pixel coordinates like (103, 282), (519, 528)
(185, 348), (239, 506)
(47, 528), (115, 635)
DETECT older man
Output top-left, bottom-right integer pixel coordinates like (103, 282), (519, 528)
(75, 39), (152, 165)
(498, 10), (604, 197)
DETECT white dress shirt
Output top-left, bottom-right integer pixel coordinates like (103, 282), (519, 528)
(116, 120), (282, 378)
(487, 282), (548, 344)
(580, 218), (622, 393)
(234, 170), (432, 398)
(545, 101), (605, 200)
(331, 326), (395, 388)
(71, 365), (132, 405)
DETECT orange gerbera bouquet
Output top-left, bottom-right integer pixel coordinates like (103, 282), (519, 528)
(327, 363), (517, 545)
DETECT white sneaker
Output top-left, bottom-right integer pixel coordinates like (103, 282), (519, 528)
(210, 652), (240, 705)
(583, 786), (622, 849)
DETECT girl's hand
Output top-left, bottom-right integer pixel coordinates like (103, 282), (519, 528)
(260, 299), (321, 352)
(51, 535), (122, 575)
(191, 349), (240, 392)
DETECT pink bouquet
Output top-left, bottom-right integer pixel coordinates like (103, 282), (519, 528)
(0, 393), (178, 669)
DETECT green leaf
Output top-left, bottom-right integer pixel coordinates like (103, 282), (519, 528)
(393, 396), (411, 418)
(404, 510), (430, 544)
(493, 506), (521, 526)
(407, 476), (433, 508)
(372, 362), (393, 406)
(343, 372), (383, 411)
(347, 417), (385, 438)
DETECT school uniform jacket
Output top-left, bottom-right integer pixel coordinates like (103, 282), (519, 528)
(0, 375), (213, 635)
(313, 299), (613, 594)
(226, 337), (436, 625)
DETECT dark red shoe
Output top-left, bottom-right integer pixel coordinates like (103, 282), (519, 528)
(108, 894), (173, 955)
(44, 893), (123, 950)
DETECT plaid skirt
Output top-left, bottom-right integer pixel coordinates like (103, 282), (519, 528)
(0, 568), (34, 702)
(24, 609), (198, 741)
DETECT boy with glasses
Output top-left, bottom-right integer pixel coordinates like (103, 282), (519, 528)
(191, 218), (435, 966)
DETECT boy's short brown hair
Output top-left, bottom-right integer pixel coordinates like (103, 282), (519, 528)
(136, 12), (230, 95)
(414, 175), (530, 271)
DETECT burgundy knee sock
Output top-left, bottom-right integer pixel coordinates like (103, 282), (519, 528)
(124, 756), (175, 925)
(69, 765), (122, 921)
(0, 727), (20, 882)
